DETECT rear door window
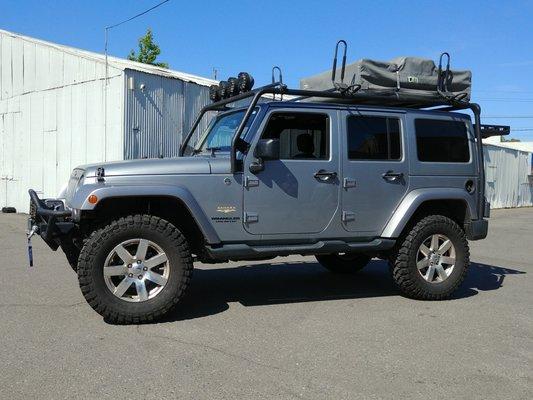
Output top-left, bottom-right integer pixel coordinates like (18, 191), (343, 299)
(346, 116), (401, 160)
(415, 119), (470, 162)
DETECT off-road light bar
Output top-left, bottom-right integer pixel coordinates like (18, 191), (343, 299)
(209, 72), (255, 102)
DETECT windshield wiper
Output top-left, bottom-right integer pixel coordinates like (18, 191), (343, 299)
(206, 147), (221, 157)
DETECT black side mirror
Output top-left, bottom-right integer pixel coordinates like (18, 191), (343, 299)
(255, 139), (280, 160)
(249, 139), (280, 173)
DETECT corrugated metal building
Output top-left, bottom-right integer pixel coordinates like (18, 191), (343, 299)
(484, 144), (533, 208)
(0, 29), (216, 213)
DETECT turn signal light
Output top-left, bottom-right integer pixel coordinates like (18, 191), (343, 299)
(88, 195), (98, 204)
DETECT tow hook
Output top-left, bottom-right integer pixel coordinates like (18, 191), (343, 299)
(27, 224), (38, 267)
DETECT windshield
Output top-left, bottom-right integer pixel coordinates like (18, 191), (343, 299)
(183, 108), (258, 156)
(197, 110), (246, 153)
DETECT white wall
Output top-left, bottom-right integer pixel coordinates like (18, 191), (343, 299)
(0, 31), (124, 213)
(484, 144), (533, 208)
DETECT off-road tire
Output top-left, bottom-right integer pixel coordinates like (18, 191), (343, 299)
(316, 253), (371, 274)
(391, 215), (469, 300)
(77, 215), (193, 324)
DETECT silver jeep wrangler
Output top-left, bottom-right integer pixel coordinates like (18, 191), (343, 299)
(28, 56), (499, 323)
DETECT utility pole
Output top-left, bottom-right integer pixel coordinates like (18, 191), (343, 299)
(102, 0), (170, 161)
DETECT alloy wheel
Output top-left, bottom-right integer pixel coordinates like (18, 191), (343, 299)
(103, 239), (170, 302)
(416, 234), (456, 283)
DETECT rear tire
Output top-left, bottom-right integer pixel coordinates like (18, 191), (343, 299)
(316, 253), (371, 274)
(77, 215), (193, 324)
(391, 215), (469, 300)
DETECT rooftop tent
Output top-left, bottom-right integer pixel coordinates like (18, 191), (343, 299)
(300, 56), (472, 103)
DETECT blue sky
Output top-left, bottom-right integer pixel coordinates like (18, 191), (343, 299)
(2, 0), (533, 140)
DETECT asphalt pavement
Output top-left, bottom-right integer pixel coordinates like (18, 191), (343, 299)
(0, 209), (531, 399)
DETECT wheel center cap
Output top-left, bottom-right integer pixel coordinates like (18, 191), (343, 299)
(132, 263), (144, 271)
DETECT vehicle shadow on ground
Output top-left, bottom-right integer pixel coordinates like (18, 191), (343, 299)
(160, 260), (526, 323)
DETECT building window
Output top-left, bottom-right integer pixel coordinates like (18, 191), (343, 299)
(347, 116), (401, 160)
(415, 119), (470, 162)
(262, 112), (329, 160)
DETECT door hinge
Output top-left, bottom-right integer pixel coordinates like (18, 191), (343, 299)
(244, 212), (259, 223)
(343, 178), (356, 189)
(244, 176), (259, 189)
(342, 210), (356, 223)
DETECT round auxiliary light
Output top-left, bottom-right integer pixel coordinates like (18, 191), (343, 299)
(218, 80), (229, 99)
(227, 77), (239, 97)
(209, 84), (221, 102)
(88, 194), (98, 205)
(237, 72), (254, 93)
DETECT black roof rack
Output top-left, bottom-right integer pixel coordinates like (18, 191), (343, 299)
(182, 81), (478, 156)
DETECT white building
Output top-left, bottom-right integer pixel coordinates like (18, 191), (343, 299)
(0, 29), (216, 213)
(484, 143), (532, 208)
(484, 135), (533, 154)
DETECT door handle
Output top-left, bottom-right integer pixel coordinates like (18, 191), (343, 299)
(382, 171), (404, 182)
(314, 170), (337, 182)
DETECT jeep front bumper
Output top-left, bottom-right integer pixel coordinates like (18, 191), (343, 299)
(28, 189), (75, 250)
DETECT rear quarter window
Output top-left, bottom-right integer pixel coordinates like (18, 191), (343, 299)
(415, 119), (470, 162)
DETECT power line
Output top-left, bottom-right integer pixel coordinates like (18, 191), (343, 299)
(474, 89), (533, 94)
(483, 116), (533, 119)
(105, 0), (170, 30)
(105, 0), (171, 80)
(478, 98), (533, 102)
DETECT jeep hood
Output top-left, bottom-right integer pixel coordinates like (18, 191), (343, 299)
(78, 157), (229, 177)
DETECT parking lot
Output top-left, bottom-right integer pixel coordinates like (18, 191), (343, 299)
(0, 208), (531, 399)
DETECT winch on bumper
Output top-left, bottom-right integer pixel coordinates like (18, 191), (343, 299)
(28, 189), (75, 250)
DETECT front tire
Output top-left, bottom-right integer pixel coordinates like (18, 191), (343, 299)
(77, 215), (193, 324)
(316, 253), (371, 274)
(391, 215), (469, 300)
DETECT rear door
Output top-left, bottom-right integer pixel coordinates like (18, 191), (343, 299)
(340, 109), (409, 236)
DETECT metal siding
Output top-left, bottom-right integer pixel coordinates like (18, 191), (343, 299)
(0, 31), (124, 213)
(484, 144), (533, 209)
(124, 69), (212, 159)
(11, 37), (24, 97)
(1, 34), (13, 99)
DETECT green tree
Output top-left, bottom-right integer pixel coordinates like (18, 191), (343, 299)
(128, 28), (169, 68)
